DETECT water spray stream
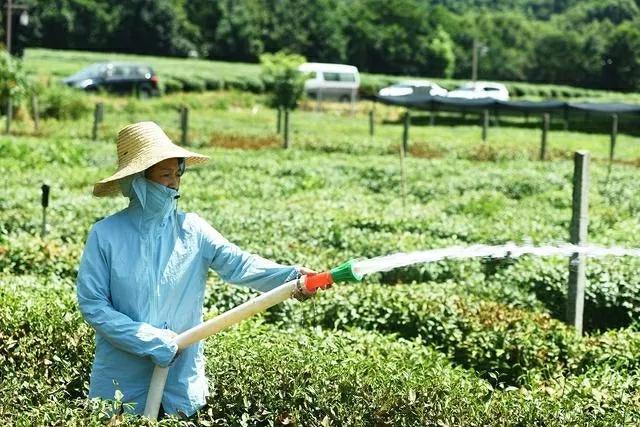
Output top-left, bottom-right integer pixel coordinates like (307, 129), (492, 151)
(352, 243), (640, 277)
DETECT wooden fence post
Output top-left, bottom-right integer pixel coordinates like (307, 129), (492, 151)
(482, 109), (489, 142)
(369, 109), (374, 137)
(276, 107), (282, 134)
(92, 102), (104, 140)
(180, 106), (189, 145)
(5, 97), (12, 134)
(402, 111), (410, 154)
(567, 151), (589, 336)
(31, 95), (40, 132)
(608, 114), (618, 177)
(540, 113), (550, 161)
(41, 184), (50, 237)
(283, 109), (290, 149)
(400, 143), (406, 210)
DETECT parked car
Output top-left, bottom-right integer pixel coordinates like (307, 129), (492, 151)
(63, 62), (159, 97)
(298, 62), (360, 102)
(447, 81), (509, 101)
(378, 80), (448, 97)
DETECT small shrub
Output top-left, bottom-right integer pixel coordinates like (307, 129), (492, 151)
(38, 84), (91, 120)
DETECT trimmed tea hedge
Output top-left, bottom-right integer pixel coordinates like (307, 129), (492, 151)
(1, 278), (638, 425)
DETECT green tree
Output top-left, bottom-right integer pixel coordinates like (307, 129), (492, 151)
(213, 0), (266, 61)
(602, 20), (640, 90)
(451, 11), (535, 81)
(563, 0), (640, 25)
(184, 0), (222, 58)
(424, 27), (456, 78)
(528, 30), (583, 85)
(15, 0), (115, 52)
(0, 52), (29, 112)
(345, 0), (456, 77)
(211, 0), (348, 63)
(260, 51), (306, 110)
(107, 0), (198, 56)
(261, 0), (348, 63)
(527, 21), (610, 88)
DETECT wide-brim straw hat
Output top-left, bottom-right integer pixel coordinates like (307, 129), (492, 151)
(93, 121), (210, 197)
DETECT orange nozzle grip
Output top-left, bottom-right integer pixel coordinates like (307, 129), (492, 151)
(304, 271), (333, 292)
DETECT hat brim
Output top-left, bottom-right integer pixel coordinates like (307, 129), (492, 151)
(93, 149), (210, 197)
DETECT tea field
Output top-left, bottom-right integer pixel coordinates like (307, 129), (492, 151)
(2, 86), (640, 425)
(23, 48), (640, 103)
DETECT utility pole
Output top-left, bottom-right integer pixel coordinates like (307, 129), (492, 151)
(4, 1), (28, 55)
(5, 0), (11, 54)
(3, 1), (28, 133)
(4, 0), (12, 134)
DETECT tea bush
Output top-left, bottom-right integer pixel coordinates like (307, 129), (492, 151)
(493, 256), (640, 331)
(1, 280), (638, 425)
(263, 283), (577, 385)
(37, 83), (92, 120)
(260, 282), (640, 386)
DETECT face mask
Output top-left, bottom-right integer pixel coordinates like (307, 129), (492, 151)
(122, 174), (179, 214)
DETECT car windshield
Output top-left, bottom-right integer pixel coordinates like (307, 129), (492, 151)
(68, 63), (107, 80)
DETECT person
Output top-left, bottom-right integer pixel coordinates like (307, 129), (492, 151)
(76, 121), (316, 418)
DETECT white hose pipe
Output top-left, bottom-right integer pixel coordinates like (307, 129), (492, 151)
(143, 276), (302, 419)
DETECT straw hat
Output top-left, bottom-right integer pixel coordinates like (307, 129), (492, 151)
(93, 121), (210, 197)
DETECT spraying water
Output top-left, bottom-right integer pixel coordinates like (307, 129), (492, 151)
(351, 243), (640, 277)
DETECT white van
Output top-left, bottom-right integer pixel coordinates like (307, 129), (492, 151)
(298, 62), (360, 102)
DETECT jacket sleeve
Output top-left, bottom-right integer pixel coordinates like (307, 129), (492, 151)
(76, 226), (178, 367)
(199, 218), (298, 292)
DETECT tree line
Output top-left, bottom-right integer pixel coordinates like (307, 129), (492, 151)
(7, 0), (640, 91)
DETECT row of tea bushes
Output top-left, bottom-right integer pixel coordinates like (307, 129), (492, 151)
(1, 276), (638, 425)
(257, 282), (640, 386)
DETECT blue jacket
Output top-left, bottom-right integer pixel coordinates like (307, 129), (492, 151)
(76, 176), (298, 416)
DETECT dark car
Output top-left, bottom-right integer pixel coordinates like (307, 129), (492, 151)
(63, 62), (159, 97)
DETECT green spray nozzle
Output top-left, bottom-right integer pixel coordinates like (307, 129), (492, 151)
(330, 259), (363, 283)
(304, 259), (363, 293)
